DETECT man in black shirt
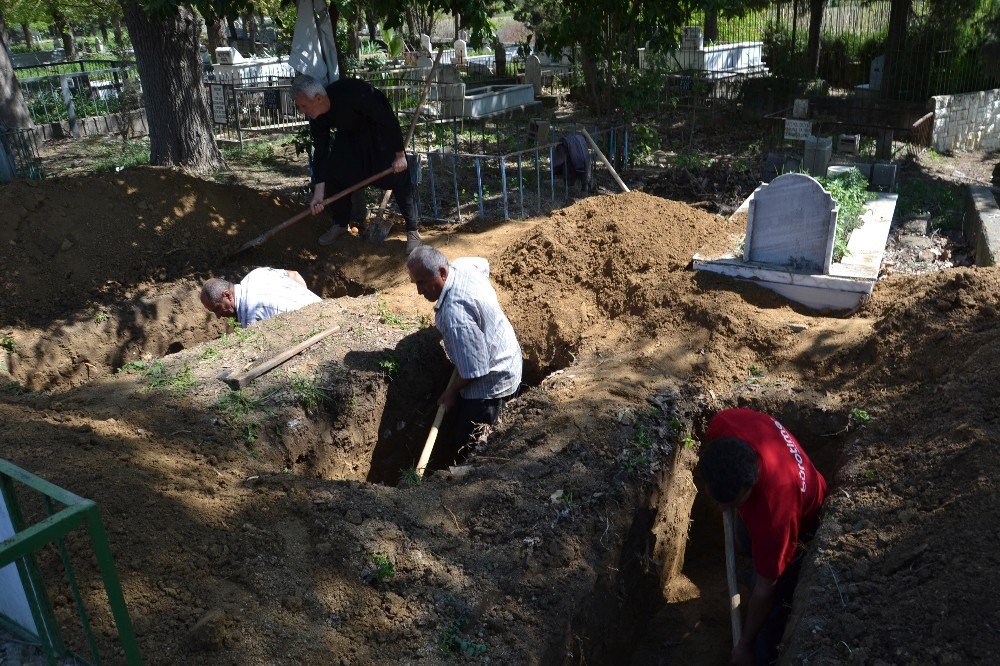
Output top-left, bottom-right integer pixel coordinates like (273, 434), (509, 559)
(292, 74), (422, 251)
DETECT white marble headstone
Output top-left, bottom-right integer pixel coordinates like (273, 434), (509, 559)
(419, 34), (432, 56)
(454, 38), (467, 65)
(744, 173), (839, 274)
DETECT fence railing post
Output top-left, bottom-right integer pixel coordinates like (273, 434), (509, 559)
(60, 75), (80, 138)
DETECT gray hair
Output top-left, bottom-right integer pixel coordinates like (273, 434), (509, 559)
(291, 74), (327, 100)
(407, 245), (448, 274)
(201, 278), (233, 303)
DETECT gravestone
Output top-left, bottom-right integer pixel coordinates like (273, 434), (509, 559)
(837, 133), (860, 154)
(745, 173), (839, 273)
(802, 136), (832, 177)
(681, 26), (704, 50)
(525, 54), (542, 96)
(869, 55), (885, 92)
(792, 98), (809, 119)
(454, 37), (467, 65)
(419, 34), (432, 56)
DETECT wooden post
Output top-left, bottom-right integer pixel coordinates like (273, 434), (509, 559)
(723, 508), (743, 646)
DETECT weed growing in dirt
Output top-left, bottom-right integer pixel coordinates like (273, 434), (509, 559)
(437, 618), (487, 657)
(0, 334), (14, 352)
(94, 312), (110, 324)
(215, 390), (262, 419)
(378, 355), (401, 378)
(243, 422), (260, 447)
(375, 298), (408, 328)
(748, 364), (766, 380)
(400, 467), (421, 486)
(897, 178), (963, 231)
(201, 347), (221, 360)
(849, 407), (872, 427)
(818, 168), (876, 262)
(120, 360), (194, 393)
(289, 375), (329, 410)
(623, 423), (655, 473)
(222, 141), (279, 167)
(368, 553), (395, 584)
(0, 378), (26, 395)
(92, 139), (150, 173)
(673, 151), (713, 169)
(221, 319), (253, 344)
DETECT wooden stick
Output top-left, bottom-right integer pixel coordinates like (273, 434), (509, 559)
(580, 128), (630, 193)
(723, 508), (743, 646)
(217, 325), (341, 390)
(365, 46), (445, 243)
(415, 368), (460, 478)
(235, 169), (395, 254)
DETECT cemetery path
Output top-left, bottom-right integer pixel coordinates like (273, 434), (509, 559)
(0, 168), (997, 664)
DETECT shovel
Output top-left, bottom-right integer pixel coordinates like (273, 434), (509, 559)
(231, 169), (395, 256)
(415, 368), (460, 478)
(361, 47), (444, 244)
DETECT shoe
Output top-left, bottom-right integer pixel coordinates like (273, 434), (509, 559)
(318, 225), (348, 246)
(406, 230), (422, 253)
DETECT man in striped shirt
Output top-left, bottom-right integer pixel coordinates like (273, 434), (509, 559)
(407, 246), (522, 448)
(200, 267), (321, 328)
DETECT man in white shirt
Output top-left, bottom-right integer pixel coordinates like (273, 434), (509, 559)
(200, 268), (321, 328)
(406, 245), (522, 448)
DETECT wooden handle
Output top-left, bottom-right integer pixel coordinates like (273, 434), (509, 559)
(218, 325), (341, 390)
(415, 368), (460, 478)
(723, 508), (743, 646)
(580, 128), (629, 193)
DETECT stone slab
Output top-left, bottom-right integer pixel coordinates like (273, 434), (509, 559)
(963, 185), (1000, 266)
(744, 173), (837, 274)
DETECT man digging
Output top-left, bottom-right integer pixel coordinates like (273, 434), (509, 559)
(407, 246), (522, 450)
(200, 267), (320, 328)
(292, 74), (422, 252)
(698, 408), (828, 666)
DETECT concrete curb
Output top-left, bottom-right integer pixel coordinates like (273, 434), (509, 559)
(963, 185), (1000, 267)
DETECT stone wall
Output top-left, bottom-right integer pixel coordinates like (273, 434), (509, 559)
(931, 88), (1000, 152)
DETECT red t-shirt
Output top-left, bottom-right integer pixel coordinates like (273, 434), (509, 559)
(706, 408), (827, 579)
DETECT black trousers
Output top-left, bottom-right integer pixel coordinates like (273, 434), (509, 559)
(327, 165), (418, 232)
(453, 394), (511, 450)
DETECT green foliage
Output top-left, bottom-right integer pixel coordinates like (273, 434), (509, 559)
(369, 553), (395, 584)
(817, 168), (876, 262)
(377, 355), (401, 379)
(222, 141), (279, 166)
(215, 390), (262, 419)
(400, 467), (421, 486)
(438, 617), (487, 657)
(201, 347), (221, 360)
(623, 422), (655, 473)
(89, 139), (150, 173)
(289, 375), (329, 411)
(897, 179), (963, 231)
(221, 319), (253, 344)
(850, 408), (871, 427)
(121, 359), (194, 392)
(95, 311), (111, 323)
(1, 334), (15, 353)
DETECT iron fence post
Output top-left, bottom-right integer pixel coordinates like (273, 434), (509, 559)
(517, 153), (525, 219)
(475, 157), (485, 218)
(60, 75), (79, 138)
(501, 159), (509, 220)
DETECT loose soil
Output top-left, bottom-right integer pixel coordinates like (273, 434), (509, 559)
(0, 165), (997, 665)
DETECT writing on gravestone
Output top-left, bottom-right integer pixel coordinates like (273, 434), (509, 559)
(744, 173), (839, 274)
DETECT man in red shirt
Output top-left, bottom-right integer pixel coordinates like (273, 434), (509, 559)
(699, 408), (828, 665)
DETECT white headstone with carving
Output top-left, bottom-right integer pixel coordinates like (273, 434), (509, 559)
(744, 173), (839, 274)
(454, 38), (467, 65)
(420, 34), (432, 56)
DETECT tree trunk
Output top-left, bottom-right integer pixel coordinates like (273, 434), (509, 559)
(207, 20), (227, 61)
(0, 18), (33, 129)
(579, 47), (600, 112)
(806, 0), (823, 78)
(122, 1), (223, 172)
(100, 22), (109, 45)
(113, 15), (124, 47)
(242, 13), (257, 54)
(404, 9), (416, 43)
(365, 7), (378, 43)
(0, 8), (9, 47)
(21, 23), (33, 48)
(704, 8), (719, 43)
(882, 0), (912, 99)
(227, 18), (238, 43)
(454, 13), (460, 40)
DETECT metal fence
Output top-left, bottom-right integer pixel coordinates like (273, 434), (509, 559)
(15, 60), (143, 128)
(0, 458), (140, 665)
(205, 81), (306, 145)
(0, 126), (44, 182)
(409, 123), (630, 224)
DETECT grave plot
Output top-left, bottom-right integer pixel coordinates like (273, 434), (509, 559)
(0, 168), (998, 665)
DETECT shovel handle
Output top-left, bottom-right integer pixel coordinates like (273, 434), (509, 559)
(723, 508), (743, 646)
(415, 368), (460, 478)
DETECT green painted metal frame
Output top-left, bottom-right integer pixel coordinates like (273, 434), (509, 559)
(0, 458), (142, 665)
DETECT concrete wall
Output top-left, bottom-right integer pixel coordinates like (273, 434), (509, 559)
(37, 109), (148, 141)
(931, 88), (1000, 152)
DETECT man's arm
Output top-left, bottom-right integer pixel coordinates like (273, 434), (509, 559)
(309, 119), (330, 213)
(730, 575), (777, 666)
(438, 376), (473, 408)
(284, 270), (308, 288)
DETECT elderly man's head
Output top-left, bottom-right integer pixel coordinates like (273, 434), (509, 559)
(407, 245), (449, 302)
(291, 75), (331, 120)
(200, 278), (236, 319)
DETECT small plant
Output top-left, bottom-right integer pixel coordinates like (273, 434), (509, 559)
(95, 312), (110, 324)
(849, 407), (871, 426)
(0, 378), (26, 395)
(289, 375), (329, 411)
(145, 362), (195, 392)
(748, 365), (765, 380)
(215, 390), (262, 419)
(438, 618), (487, 657)
(817, 168), (877, 262)
(369, 553), (395, 584)
(377, 355), (401, 378)
(865, 468), (876, 479)
(0, 334), (15, 353)
(243, 422), (260, 446)
(221, 318), (253, 344)
(400, 467), (421, 486)
(201, 347), (221, 360)
(681, 431), (699, 450)
(623, 423), (655, 473)
(376, 298), (409, 328)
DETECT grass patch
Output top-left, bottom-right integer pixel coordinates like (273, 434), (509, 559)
(438, 617), (487, 657)
(215, 390), (263, 419)
(200, 347), (221, 360)
(818, 167), (877, 262)
(222, 140), (280, 167)
(897, 178), (963, 231)
(368, 553), (395, 584)
(119, 359), (194, 393)
(92, 139), (150, 173)
(1, 334), (15, 353)
(221, 319), (253, 344)
(377, 354), (401, 379)
(288, 375), (329, 410)
(400, 467), (421, 486)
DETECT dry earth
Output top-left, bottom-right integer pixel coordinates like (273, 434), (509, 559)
(0, 168), (997, 665)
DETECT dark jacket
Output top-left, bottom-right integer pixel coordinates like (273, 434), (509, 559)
(309, 78), (404, 186)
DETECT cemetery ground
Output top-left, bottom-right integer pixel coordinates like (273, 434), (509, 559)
(1, 127), (998, 664)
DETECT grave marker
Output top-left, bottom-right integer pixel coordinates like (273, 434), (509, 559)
(525, 55), (542, 96)
(744, 173), (839, 274)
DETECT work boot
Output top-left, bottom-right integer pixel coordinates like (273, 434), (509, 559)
(406, 230), (422, 253)
(318, 224), (348, 246)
